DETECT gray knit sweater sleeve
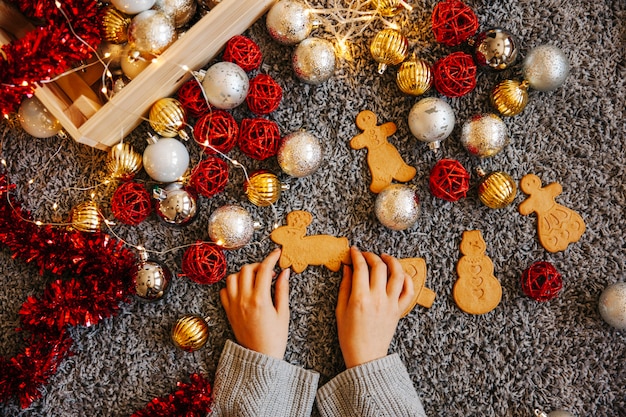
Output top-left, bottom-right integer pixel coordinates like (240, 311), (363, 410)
(209, 340), (320, 417)
(315, 354), (427, 417)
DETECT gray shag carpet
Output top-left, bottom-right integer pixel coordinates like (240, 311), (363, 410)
(1, 0), (625, 416)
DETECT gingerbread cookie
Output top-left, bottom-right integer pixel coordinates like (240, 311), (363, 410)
(519, 174), (586, 253)
(270, 210), (351, 273)
(453, 230), (502, 315)
(398, 257), (436, 317)
(350, 110), (416, 193)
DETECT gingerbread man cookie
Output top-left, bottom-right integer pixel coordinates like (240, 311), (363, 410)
(270, 210), (351, 273)
(398, 257), (436, 317)
(453, 230), (502, 315)
(350, 110), (416, 193)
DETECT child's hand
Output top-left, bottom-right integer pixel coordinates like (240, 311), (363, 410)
(220, 248), (291, 359)
(336, 246), (415, 368)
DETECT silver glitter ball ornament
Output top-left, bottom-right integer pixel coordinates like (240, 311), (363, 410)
(523, 44), (570, 92)
(154, 182), (198, 226)
(408, 97), (455, 152)
(292, 37), (336, 85)
(598, 282), (626, 330)
(208, 205), (256, 249)
(154, 0), (196, 28)
(472, 28), (518, 70)
(202, 61), (250, 109)
(128, 10), (177, 59)
(266, 0), (316, 45)
(460, 113), (508, 158)
(278, 131), (323, 177)
(133, 255), (172, 301)
(374, 184), (420, 231)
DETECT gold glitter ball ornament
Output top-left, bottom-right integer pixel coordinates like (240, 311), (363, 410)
(477, 169), (517, 209)
(244, 170), (286, 207)
(149, 98), (188, 139)
(396, 55), (432, 96)
(490, 79), (529, 117)
(100, 5), (131, 44)
(107, 142), (143, 181)
(460, 113), (508, 158)
(128, 10), (177, 59)
(69, 201), (102, 233)
(370, 28), (408, 74)
(372, 0), (410, 17)
(171, 315), (210, 352)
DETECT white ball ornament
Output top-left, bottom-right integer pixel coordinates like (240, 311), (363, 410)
(523, 44), (570, 92)
(202, 62), (250, 110)
(278, 131), (323, 177)
(374, 184), (420, 231)
(18, 96), (62, 138)
(292, 37), (336, 85)
(408, 97), (455, 152)
(598, 281), (626, 330)
(110, 0), (156, 15)
(142, 136), (190, 183)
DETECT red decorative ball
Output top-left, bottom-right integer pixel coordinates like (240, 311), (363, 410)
(177, 79), (211, 118)
(188, 156), (229, 198)
(193, 110), (239, 154)
(238, 118), (281, 160)
(222, 35), (263, 72)
(246, 74), (283, 115)
(431, 0), (479, 47)
(182, 241), (227, 285)
(432, 51), (477, 97)
(111, 181), (152, 226)
(429, 159), (470, 202)
(521, 261), (563, 302)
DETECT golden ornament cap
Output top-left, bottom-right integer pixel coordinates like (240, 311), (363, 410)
(477, 169), (517, 209)
(107, 142), (143, 181)
(69, 201), (102, 233)
(171, 315), (210, 352)
(244, 170), (287, 207)
(490, 79), (529, 117)
(149, 98), (188, 139)
(100, 6), (131, 44)
(370, 28), (409, 74)
(372, 0), (411, 17)
(396, 55), (432, 96)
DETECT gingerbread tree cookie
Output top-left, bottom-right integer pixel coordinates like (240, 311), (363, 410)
(350, 110), (416, 193)
(398, 257), (436, 316)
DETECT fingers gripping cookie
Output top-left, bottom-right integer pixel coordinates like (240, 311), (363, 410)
(398, 257), (436, 316)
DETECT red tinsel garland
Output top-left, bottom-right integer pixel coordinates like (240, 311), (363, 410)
(131, 373), (213, 417)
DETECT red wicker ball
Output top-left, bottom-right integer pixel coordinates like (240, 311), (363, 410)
(238, 118), (281, 160)
(182, 241), (227, 285)
(188, 156), (229, 198)
(521, 261), (563, 302)
(111, 181), (152, 226)
(429, 159), (470, 202)
(177, 79), (211, 118)
(246, 74), (283, 115)
(433, 51), (477, 97)
(193, 110), (239, 154)
(431, 0), (479, 47)
(222, 35), (263, 72)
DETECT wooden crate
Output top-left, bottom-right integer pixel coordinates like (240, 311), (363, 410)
(1, 0), (275, 150)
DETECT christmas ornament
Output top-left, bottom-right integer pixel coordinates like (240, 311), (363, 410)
(154, 0), (196, 28)
(244, 170), (286, 207)
(193, 110), (239, 154)
(130, 373), (212, 417)
(69, 201), (102, 233)
(171, 315), (210, 351)
(370, 28), (408, 74)
(535, 409), (575, 417)
(372, 0), (410, 17)
(266, 0), (316, 45)
(408, 97), (455, 152)
(181, 241), (227, 284)
(149, 97), (189, 139)
(460, 113), (508, 158)
(207, 205), (257, 249)
(102, 73), (131, 100)
(188, 157), (229, 198)
(223, 35), (263, 72)
(278, 130), (323, 177)
(490, 79), (529, 117)
(128, 10), (177, 59)
(521, 261), (563, 302)
(110, 0), (156, 14)
(522, 44), (570, 92)
(431, 0), (478, 47)
(154, 182), (198, 227)
(107, 142), (143, 181)
(292, 37), (336, 85)
(201, 61), (250, 109)
(471, 28), (518, 70)
(111, 181), (152, 226)
(477, 169), (517, 209)
(177, 79), (211, 118)
(197, 0), (222, 10)
(98, 41), (127, 70)
(396, 55), (433, 96)
(238, 118), (281, 160)
(133, 251), (172, 301)
(432, 51), (477, 97)
(121, 46), (152, 79)
(246, 74), (283, 114)
(17, 97), (62, 138)
(598, 282), (626, 330)
(374, 184), (420, 231)
(143, 136), (190, 183)
(429, 159), (470, 202)
(99, 5), (131, 44)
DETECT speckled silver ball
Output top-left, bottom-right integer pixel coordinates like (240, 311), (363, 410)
(266, 0), (315, 45)
(598, 282), (626, 330)
(154, 0), (196, 28)
(278, 131), (323, 177)
(292, 37), (336, 85)
(523, 44), (570, 92)
(202, 61), (250, 109)
(460, 113), (508, 158)
(208, 205), (256, 249)
(128, 10), (177, 58)
(374, 184), (420, 231)
(408, 97), (455, 152)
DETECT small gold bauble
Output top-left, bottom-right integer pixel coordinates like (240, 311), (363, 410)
(70, 201), (102, 233)
(171, 315), (209, 352)
(149, 98), (188, 139)
(107, 142), (143, 180)
(370, 28), (408, 74)
(372, 0), (409, 16)
(396, 55), (432, 96)
(244, 170), (284, 207)
(477, 170), (517, 209)
(490, 79), (529, 117)
(100, 5), (131, 44)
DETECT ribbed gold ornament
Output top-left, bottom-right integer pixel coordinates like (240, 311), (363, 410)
(490, 79), (529, 117)
(100, 6), (131, 44)
(477, 170), (517, 209)
(370, 28), (408, 74)
(396, 55), (432, 96)
(107, 142), (143, 180)
(70, 201), (102, 233)
(244, 171), (283, 207)
(372, 0), (408, 16)
(149, 98), (188, 139)
(171, 315), (209, 352)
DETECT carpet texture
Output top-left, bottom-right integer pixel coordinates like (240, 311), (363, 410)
(1, 0), (625, 416)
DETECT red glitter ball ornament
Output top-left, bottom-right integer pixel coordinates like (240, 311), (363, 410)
(429, 159), (470, 202)
(177, 79), (211, 118)
(521, 261), (563, 302)
(433, 51), (477, 97)
(188, 156), (229, 198)
(111, 181), (152, 225)
(431, 0), (479, 47)
(222, 35), (263, 72)
(193, 110), (239, 154)
(182, 241), (227, 285)
(238, 118), (281, 160)
(246, 74), (283, 115)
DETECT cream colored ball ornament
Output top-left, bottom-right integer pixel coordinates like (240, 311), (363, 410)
(128, 10), (177, 59)
(18, 96), (62, 138)
(202, 62), (250, 109)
